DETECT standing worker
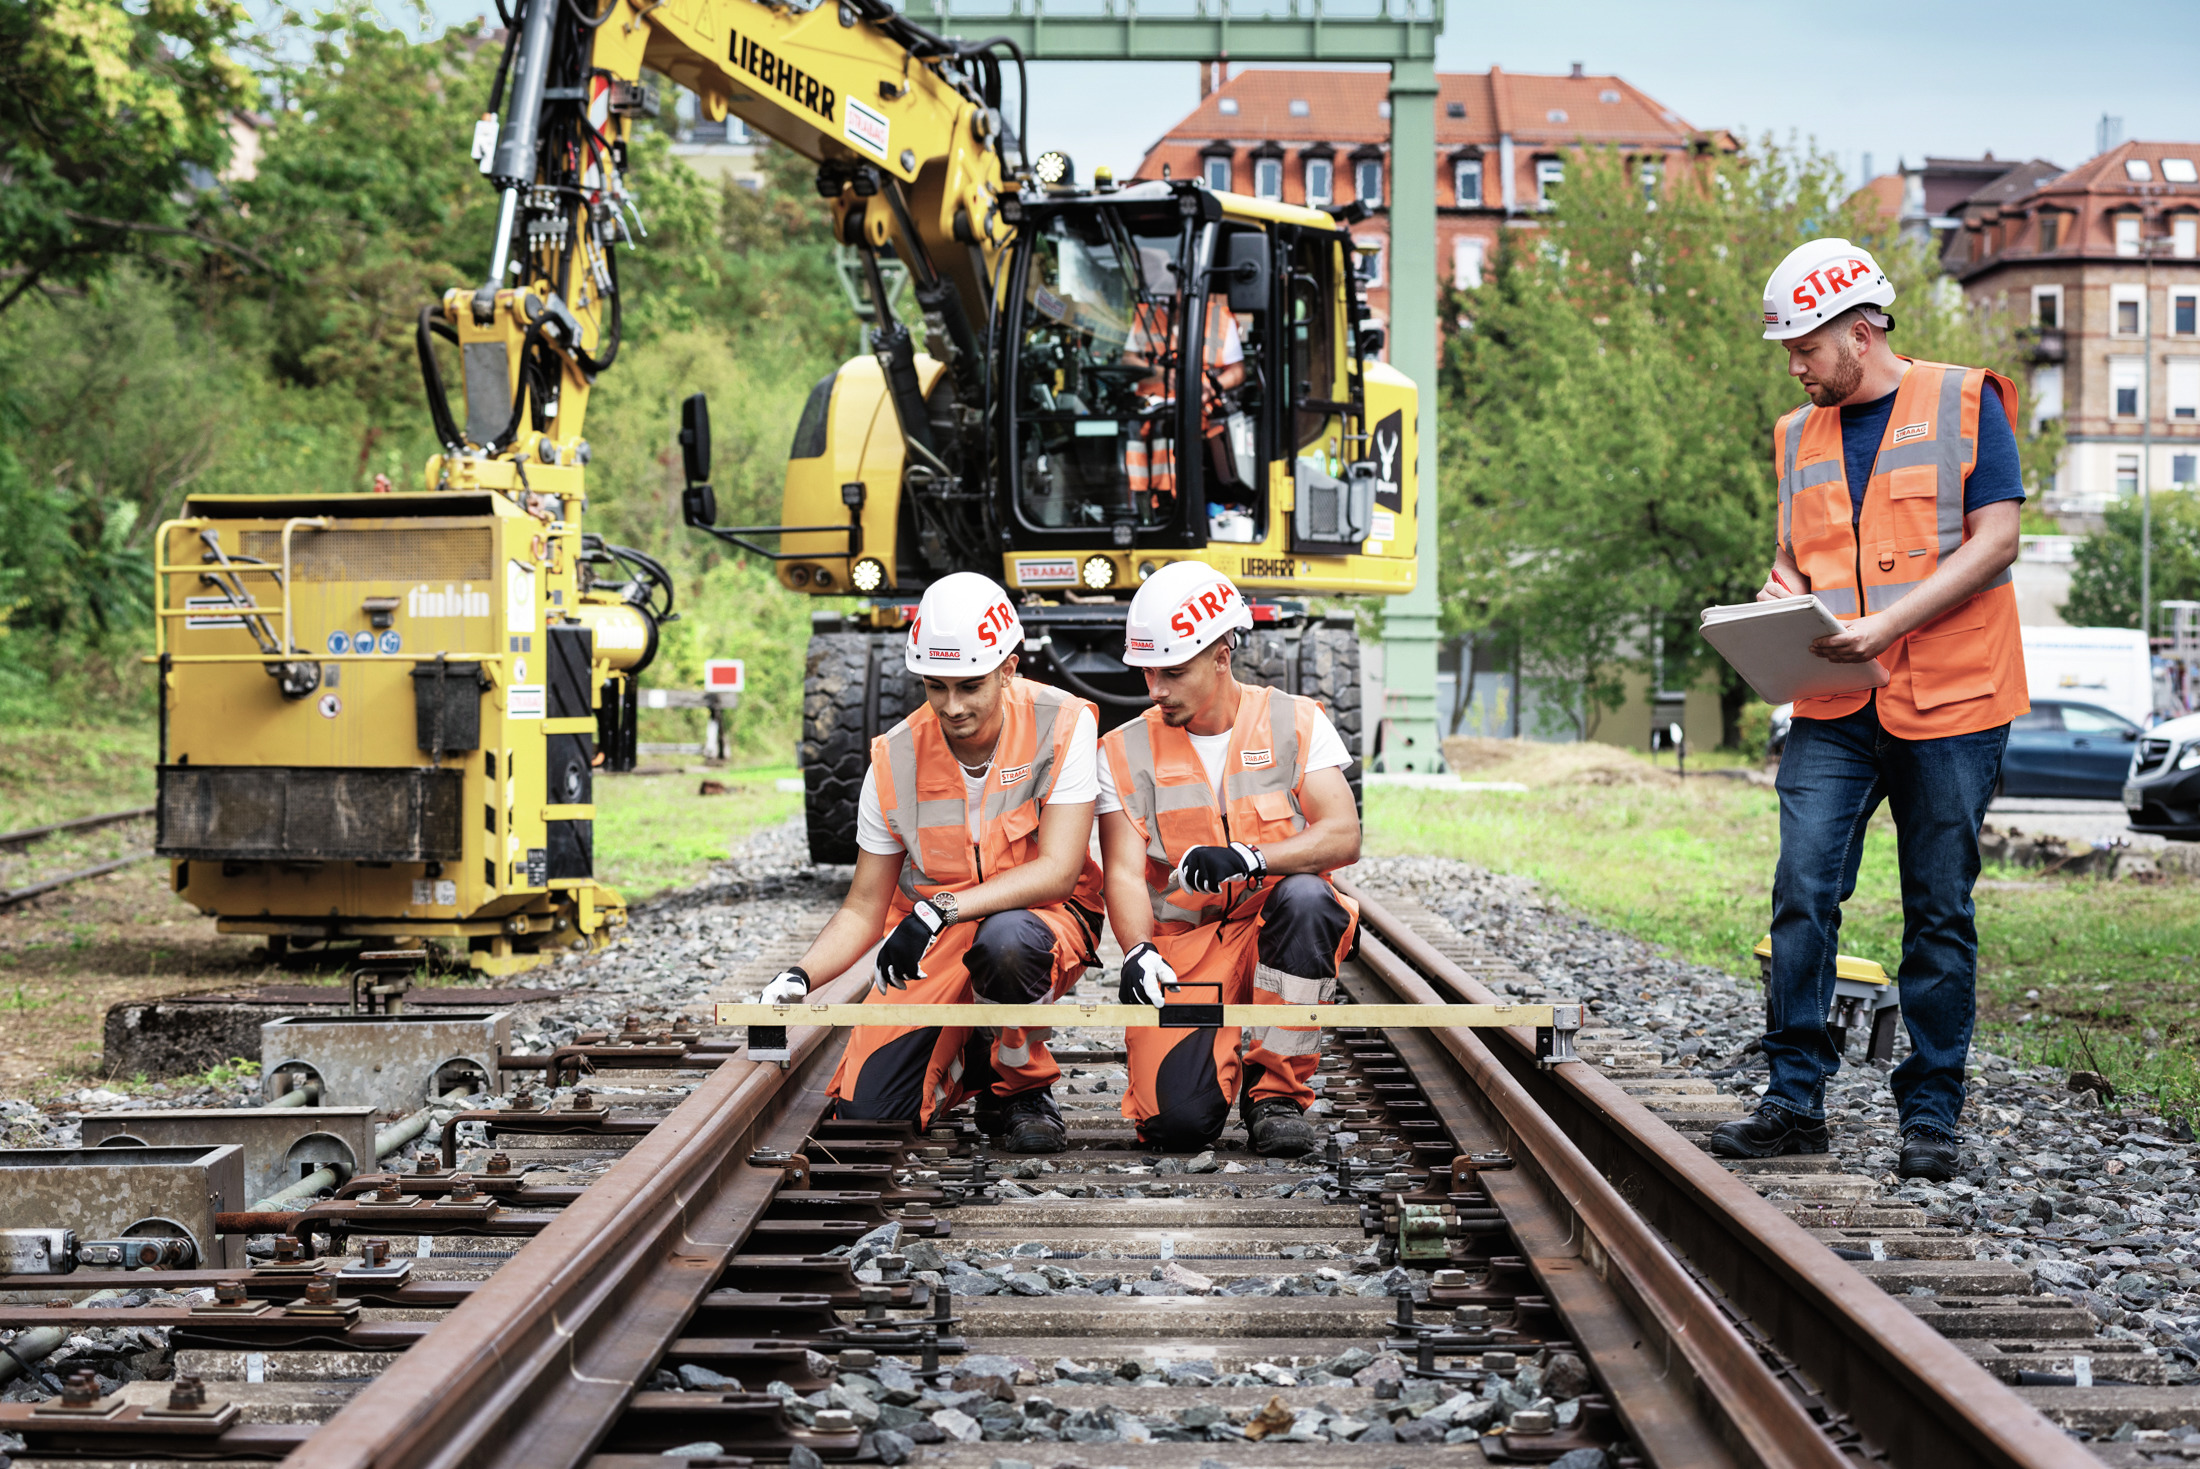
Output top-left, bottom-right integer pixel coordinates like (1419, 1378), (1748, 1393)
(1711, 239), (2026, 1182)
(759, 574), (1103, 1153)
(1096, 564), (1361, 1156)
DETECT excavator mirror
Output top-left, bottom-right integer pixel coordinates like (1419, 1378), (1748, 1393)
(1221, 233), (1269, 313)
(681, 482), (718, 530)
(679, 393), (712, 484)
(1357, 325), (1386, 358)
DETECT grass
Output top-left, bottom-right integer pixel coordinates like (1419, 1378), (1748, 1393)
(1365, 746), (2200, 1124)
(0, 726), (156, 833)
(592, 762), (803, 900)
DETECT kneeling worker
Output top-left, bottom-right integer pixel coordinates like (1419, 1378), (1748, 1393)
(1096, 564), (1361, 1156)
(760, 573), (1103, 1153)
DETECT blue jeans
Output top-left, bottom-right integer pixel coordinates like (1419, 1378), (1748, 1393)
(1766, 702), (2009, 1138)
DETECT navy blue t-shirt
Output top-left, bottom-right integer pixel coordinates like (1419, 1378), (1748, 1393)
(1838, 381), (2024, 522)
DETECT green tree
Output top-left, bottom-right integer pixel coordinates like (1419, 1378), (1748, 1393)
(2063, 494), (2200, 629)
(1440, 138), (2050, 743)
(0, 0), (259, 313)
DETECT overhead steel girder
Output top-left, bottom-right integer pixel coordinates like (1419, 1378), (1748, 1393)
(897, 1), (1441, 62)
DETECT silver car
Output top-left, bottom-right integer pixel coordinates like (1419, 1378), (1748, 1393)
(2124, 709), (2200, 840)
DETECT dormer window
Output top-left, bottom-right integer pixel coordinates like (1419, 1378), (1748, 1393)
(1288, 99), (1309, 117)
(2126, 159), (2153, 182)
(1218, 98), (1239, 116)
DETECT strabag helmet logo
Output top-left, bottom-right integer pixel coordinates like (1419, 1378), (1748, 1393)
(1122, 562), (1255, 668)
(1760, 237), (1897, 342)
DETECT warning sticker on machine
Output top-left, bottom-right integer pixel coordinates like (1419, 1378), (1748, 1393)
(508, 685), (546, 719)
(184, 595), (247, 630)
(1014, 558), (1078, 587)
(412, 879), (459, 907)
(844, 96), (891, 160)
(1369, 510), (1396, 543)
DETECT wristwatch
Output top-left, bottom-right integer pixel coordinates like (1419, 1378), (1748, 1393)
(930, 891), (960, 926)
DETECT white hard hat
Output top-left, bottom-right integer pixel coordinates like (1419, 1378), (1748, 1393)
(1761, 238), (1896, 341)
(905, 573), (1023, 676)
(1123, 562), (1253, 668)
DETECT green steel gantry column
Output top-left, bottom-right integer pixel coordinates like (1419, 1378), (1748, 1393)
(1379, 56), (1441, 772)
(901, 0), (1445, 768)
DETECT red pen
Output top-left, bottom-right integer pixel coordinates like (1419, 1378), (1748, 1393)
(1769, 568), (1800, 596)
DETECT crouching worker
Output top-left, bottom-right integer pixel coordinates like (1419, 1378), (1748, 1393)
(1096, 564), (1361, 1156)
(760, 573), (1103, 1153)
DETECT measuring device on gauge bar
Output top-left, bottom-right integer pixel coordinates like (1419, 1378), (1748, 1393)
(720, 999), (1583, 1067)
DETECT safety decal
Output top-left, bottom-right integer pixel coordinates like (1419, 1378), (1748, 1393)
(1892, 422), (1930, 445)
(508, 685), (546, 719)
(1014, 558), (1077, 587)
(844, 95), (891, 160)
(1241, 748), (1274, 768)
(998, 763), (1031, 786)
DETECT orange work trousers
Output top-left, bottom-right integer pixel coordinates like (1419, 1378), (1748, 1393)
(1122, 874), (1357, 1150)
(829, 905), (1093, 1128)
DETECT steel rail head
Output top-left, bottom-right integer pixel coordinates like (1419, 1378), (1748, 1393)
(1339, 878), (2097, 1469)
(279, 965), (869, 1469)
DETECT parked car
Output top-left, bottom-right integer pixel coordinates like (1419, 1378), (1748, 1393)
(2125, 709), (2200, 839)
(2000, 699), (2144, 800)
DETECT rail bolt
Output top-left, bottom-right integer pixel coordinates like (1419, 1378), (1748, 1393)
(568, 1088), (596, 1111)
(168, 1375), (207, 1410)
(899, 1202), (934, 1220)
(374, 1180), (406, 1203)
(841, 1348), (878, 1371)
(815, 1409), (857, 1433)
(1482, 1350), (1517, 1374)
(485, 1151), (513, 1175)
(1431, 1269), (1468, 1288)
(512, 1088), (539, 1111)
(1455, 1305), (1491, 1327)
(304, 1278), (337, 1305)
(876, 1253), (909, 1281)
(273, 1237), (303, 1262)
(449, 1174), (480, 1202)
(748, 1148), (792, 1167)
(60, 1369), (100, 1407)
(215, 1281), (249, 1306)
(361, 1239), (392, 1268)
(1507, 1408), (1554, 1436)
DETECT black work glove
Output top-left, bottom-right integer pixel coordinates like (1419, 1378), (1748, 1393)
(875, 900), (948, 991)
(1174, 841), (1265, 895)
(1118, 941), (1180, 1006)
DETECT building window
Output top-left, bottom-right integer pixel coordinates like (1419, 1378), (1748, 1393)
(2031, 364), (2063, 425)
(1638, 163), (1660, 205)
(1217, 98), (1239, 116)
(2176, 453), (2198, 486)
(1454, 158), (1482, 206)
(2173, 290), (2198, 336)
(2113, 286), (2144, 336)
(2177, 217), (2199, 259)
(2125, 159), (2154, 182)
(2037, 213), (2062, 252)
(1288, 99), (1309, 118)
(1446, 101), (1466, 119)
(1304, 157), (1333, 206)
(2115, 215), (2142, 257)
(2111, 356), (2144, 420)
(2170, 360), (2200, 422)
(2033, 285), (2062, 329)
(1536, 158), (1564, 208)
(1354, 158), (1383, 206)
(2167, 158), (2199, 184)
(2117, 453), (2141, 496)
(1204, 155), (1232, 192)
(1452, 236), (1485, 290)
(1253, 157), (1283, 200)
(1353, 237), (1383, 289)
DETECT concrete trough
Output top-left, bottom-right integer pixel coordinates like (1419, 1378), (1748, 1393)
(80, 1107), (377, 1206)
(262, 1012), (509, 1115)
(0, 1145), (246, 1269)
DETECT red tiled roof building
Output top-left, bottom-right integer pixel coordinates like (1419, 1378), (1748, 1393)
(1133, 65), (1728, 328)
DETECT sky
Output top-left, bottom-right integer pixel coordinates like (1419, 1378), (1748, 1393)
(417, 0), (2197, 187)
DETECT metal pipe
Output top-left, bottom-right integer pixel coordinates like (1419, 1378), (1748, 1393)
(248, 1088), (477, 1210)
(0, 1290), (120, 1387)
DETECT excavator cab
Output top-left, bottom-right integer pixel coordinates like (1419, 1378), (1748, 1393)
(682, 177), (1417, 862)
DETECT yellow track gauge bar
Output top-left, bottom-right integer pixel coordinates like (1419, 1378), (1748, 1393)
(713, 1002), (1559, 1029)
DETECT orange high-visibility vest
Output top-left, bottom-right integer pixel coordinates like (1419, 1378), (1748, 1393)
(1775, 358), (2029, 738)
(872, 677), (1105, 927)
(1099, 683), (1343, 933)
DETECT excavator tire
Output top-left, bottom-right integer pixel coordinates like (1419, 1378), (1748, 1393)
(1233, 617), (1363, 817)
(802, 629), (924, 865)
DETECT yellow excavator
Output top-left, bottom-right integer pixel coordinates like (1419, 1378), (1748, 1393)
(150, 0), (1418, 971)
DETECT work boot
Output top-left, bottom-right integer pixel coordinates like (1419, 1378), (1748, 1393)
(1245, 1096), (1316, 1157)
(1896, 1129), (1960, 1182)
(999, 1088), (1067, 1154)
(1706, 1104), (1829, 1160)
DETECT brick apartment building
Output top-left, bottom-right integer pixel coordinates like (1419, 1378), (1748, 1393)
(1132, 65), (1726, 330)
(1934, 141), (2200, 512)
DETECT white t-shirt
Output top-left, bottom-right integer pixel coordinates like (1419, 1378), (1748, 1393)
(856, 708), (1098, 856)
(1095, 705), (1351, 816)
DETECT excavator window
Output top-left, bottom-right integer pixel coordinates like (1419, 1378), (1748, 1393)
(789, 373), (835, 460)
(1009, 211), (1199, 536)
(1285, 235), (1339, 453)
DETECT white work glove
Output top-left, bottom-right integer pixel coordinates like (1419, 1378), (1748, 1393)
(1174, 841), (1265, 894)
(875, 899), (948, 992)
(1118, 942), (1180, 1007)
(761, 968), (810, 1005)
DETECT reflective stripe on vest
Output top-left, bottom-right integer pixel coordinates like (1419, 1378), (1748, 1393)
(875, 677), (1081, 906)
(1774, 358), (2028, 735)
(1100, 685), (1318, 930)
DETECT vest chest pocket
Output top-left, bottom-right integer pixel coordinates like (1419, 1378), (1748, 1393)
(1882, 463), (1942, 550)
(1249, 788), (1302, 837)
(1887, 464), (1938, 499)
(997, 799), (1040, 846)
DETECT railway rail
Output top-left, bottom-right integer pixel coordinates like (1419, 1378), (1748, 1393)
(0, 869), (2185, 1469)
(0, 806), (156, 909)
